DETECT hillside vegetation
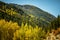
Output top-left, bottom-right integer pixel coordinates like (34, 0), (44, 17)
(0, 1), (56, 27)
(0, 1), (60, 40)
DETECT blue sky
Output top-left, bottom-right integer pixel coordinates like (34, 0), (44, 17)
(0, 0), (60, 17)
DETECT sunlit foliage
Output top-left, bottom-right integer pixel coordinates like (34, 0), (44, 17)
(13, 23), (46, 40)
(0, 19), (19, 40)
(0, 8), (17, 15)
(0, 19), (46, 40)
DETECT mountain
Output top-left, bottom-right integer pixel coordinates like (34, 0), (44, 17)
(0, 1), (56, 28)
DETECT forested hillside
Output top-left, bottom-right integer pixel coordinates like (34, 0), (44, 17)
(0, 1), (56, 27)
(0, 1), (60, 40)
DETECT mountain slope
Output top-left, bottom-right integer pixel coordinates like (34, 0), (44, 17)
(0, 1), (56, 28)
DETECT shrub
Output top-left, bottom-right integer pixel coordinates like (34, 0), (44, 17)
(0, 19), (19, 40)
(13, 23), (46, 40)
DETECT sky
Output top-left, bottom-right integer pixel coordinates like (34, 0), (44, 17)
(0, 0), (60, 17)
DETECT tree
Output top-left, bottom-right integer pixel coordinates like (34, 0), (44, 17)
(0, 19), (19, 40)
(13, 23), (46, 40)
(50, 15), (60, 30)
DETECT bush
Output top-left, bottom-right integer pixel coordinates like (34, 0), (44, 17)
(0, 19), (19, 40)
(0, 19), (46, 40)
(13, 23), (46, 40)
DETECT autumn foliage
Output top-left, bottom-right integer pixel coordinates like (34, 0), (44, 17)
(0, 19), (46, 40)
